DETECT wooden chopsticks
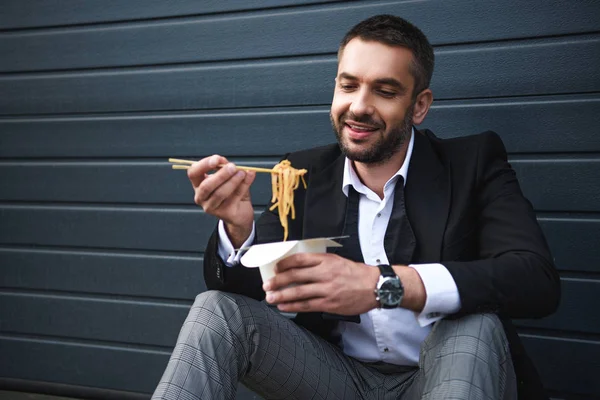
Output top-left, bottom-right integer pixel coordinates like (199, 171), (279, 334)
(168, 158), (275, 173)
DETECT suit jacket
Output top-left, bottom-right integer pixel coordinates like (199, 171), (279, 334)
(203, 129), (561, 399)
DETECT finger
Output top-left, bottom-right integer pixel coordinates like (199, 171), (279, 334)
(193, 162), (238, 205)
(198, 167), (247, 211)
(194, 163), (237, 204)
(277, 298), (327, 313)
(187, 154), (229, 188)
(265, 265), (323, 291)
(231, 170), (256, 202)
(265, 283), (327, 305)
(276, 252), (323, 273)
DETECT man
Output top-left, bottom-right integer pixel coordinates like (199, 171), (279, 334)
(153, 15), (560, 400)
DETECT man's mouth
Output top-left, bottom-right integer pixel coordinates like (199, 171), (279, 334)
(344, 121), (381, 140)
(347, 123), (377, 132)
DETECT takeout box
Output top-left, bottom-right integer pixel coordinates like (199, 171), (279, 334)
(240, 238), (343, 283)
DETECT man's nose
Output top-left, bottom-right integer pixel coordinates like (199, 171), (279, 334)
(349, 90), (373, 116)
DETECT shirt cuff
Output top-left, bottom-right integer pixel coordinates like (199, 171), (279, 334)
(409, 263), (462, 327)
(217, 220), (256, 266)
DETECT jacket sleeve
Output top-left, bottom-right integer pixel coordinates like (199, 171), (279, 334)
(443, 132), (561, 319)
(202, 154), (294, 300)
(203, 226), (265, 301)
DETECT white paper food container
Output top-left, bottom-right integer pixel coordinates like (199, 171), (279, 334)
(240, 238), (343, 282)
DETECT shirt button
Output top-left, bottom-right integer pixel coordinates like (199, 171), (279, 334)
(377, 213), (382, 217)
(384, 348), (389, 352)
(376, 259), (381, 264)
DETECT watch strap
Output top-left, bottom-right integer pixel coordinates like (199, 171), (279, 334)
(377, 264), (395, 277)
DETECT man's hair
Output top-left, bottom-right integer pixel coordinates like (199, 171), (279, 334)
(339, 15), (435, 97)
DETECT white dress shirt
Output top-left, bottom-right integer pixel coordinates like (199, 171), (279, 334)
(217, 130), (461, 366)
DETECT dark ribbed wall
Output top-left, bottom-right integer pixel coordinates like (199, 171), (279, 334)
(1, 1), (599, 399)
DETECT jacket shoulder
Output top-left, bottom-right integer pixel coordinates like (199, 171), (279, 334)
(421, 129), (508, 164)
(423, 129), (503, 147)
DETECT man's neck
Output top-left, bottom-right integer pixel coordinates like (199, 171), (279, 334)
(352, 143), (409, 199)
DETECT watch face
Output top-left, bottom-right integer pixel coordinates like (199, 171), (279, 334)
(379, 278), (403, 306)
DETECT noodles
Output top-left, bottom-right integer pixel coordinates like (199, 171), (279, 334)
(168, 157), (307, 242)
(268, 160), (307, 241)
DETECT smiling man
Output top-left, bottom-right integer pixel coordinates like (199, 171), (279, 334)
(152, 15), (560, 400)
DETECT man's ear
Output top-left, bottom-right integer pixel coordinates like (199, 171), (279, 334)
(412, 88), (433, 125)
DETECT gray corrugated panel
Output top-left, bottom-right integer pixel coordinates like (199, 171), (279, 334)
(1, 95), (599, 158)
(431, 35), (600, 100)
(0, 247), (205, 300)
(512, 158), (600, 212)
(539, 216), (600, 273)
(0, 55), (334, 115)
(2, 35), (599, 115)
(0, 292), (190, 347)
(0, 205), (268, 252)
(1, 158), (599, 211)
(0, 204), (222, 252)
(0, 107), (332, 158)
(426, 95), (600, 153)
(521, 334), (600, 397)
(515, 278), (600, 334)
(0, 160), (276, 205)
(0, 336), (169, 394)
(1, 278), (595, 348)
(0, 0), (341, 30)
(2, 1), (600, 71)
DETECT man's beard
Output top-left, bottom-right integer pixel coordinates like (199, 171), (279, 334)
(331, 104), (414, 165)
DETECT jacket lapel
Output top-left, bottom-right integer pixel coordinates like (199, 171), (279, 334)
(303, 153), (348, 239)
(403, 129), (451, 262)
(302, 130), (451, 262)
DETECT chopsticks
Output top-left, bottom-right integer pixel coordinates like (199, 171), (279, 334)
(168, 158), (275, 173)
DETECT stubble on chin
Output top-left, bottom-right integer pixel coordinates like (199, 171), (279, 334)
(330, 107), (413, 165)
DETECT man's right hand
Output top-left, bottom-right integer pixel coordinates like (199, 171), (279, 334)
(187, 154), (256, 248)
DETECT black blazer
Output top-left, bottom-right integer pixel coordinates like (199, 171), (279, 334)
(203, 129), (561, 399)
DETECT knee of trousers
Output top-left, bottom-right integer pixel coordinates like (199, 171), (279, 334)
(421, 313), (510, 366)
(192, 290), (241, 312)
(182, 290), (248, 341)
(190, 290), (251, 321)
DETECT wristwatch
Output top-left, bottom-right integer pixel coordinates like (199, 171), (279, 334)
(374, 264), (404, 309)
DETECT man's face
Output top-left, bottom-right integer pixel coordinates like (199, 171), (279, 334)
(331, 38), (416, 165)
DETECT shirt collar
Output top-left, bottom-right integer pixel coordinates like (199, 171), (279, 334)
(342, 127), (415, 197)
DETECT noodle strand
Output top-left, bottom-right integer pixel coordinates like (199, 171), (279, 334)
(268, 160), (307, 241)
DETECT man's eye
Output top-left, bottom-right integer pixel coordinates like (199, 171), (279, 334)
(339, 84), (356, 91)
(377, 90), (396, 98)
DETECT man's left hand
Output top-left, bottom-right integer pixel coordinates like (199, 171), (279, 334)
(262, 253), (380, 315)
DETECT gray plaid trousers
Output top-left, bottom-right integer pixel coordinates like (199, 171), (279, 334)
(152, 290), (516, 400)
